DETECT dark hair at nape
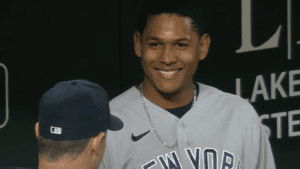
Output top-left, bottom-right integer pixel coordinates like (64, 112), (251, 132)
(137, 0), (210, 37)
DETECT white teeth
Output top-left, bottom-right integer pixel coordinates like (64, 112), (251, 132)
(158, 70), (179, 75)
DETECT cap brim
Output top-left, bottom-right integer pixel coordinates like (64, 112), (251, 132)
(108, 114), (124, 131)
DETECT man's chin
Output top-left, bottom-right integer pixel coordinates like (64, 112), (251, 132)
(155, 83), (181, 96)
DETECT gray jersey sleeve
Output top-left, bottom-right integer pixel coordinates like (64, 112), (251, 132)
(241, 103), (276, 169)
(255, 124), (276, 169)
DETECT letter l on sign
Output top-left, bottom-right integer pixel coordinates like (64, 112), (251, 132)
(236, 0), (282, 53)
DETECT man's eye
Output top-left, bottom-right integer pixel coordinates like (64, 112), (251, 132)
(149, 43), (159, 47)
(177, 43), (187, 47)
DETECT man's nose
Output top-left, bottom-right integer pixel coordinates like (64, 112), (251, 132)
(159, 45), (177, 65)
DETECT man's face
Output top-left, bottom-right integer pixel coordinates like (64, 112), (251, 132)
(136, 13), (209, 94)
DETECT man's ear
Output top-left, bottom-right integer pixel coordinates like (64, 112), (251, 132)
(90, 131), (106, 157)
(198, 33), (211, 60)
(35, 122), (40, 139)
(133, 30), (142, 58)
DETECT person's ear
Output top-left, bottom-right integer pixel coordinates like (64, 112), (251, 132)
(198, 33), (211, 60)
(35, 122), (40, 139)
(133, 30), (142, 58)
(90, 131), (106, 157)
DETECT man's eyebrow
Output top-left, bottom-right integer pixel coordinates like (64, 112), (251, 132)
(175, 38), (191, 42)
(146, 37), (161, 41)
(146, 37), (191, 42)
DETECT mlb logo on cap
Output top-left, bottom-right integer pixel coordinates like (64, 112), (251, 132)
(50, 126), (62, 135)
(38, 79), (123, 140)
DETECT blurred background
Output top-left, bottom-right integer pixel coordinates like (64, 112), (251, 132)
(0, 0), (120, 167)
(0, 0), (299, 168)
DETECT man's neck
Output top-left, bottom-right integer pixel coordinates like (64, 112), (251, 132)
(139, 81), (195, 109)
(38, 156), (91, 169)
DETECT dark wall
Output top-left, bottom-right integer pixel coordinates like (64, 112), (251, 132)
(0, 0), (119, 168)
(207, 1), (299, 168)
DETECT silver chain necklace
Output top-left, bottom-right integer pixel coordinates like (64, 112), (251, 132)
(139, 83), (197, 149)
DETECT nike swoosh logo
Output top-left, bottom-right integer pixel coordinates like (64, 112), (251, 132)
(131, 130), (150, 142)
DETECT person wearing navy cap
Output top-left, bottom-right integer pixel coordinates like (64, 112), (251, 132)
(35, 79), (123, 169)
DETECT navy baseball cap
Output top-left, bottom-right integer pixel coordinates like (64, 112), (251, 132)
(38, 79), (123, 140)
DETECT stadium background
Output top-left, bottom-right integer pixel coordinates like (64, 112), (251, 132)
(0, 0), (299, 168)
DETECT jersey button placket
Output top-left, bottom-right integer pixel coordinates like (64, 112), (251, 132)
(179, 121), (190, 146)
(180, 121), (187, 128)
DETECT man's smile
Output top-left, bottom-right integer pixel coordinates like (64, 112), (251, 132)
(154, 68), (182, 79)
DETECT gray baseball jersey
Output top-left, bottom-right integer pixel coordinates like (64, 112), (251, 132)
(99, 82), (275, 169)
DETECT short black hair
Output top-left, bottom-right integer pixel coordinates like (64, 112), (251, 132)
(137, 0), (210, 37)
(37, 135), (92, 162)
(37, 131), (107, 162)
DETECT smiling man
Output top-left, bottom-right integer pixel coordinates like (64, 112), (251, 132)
(99, 0), (276, 168)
